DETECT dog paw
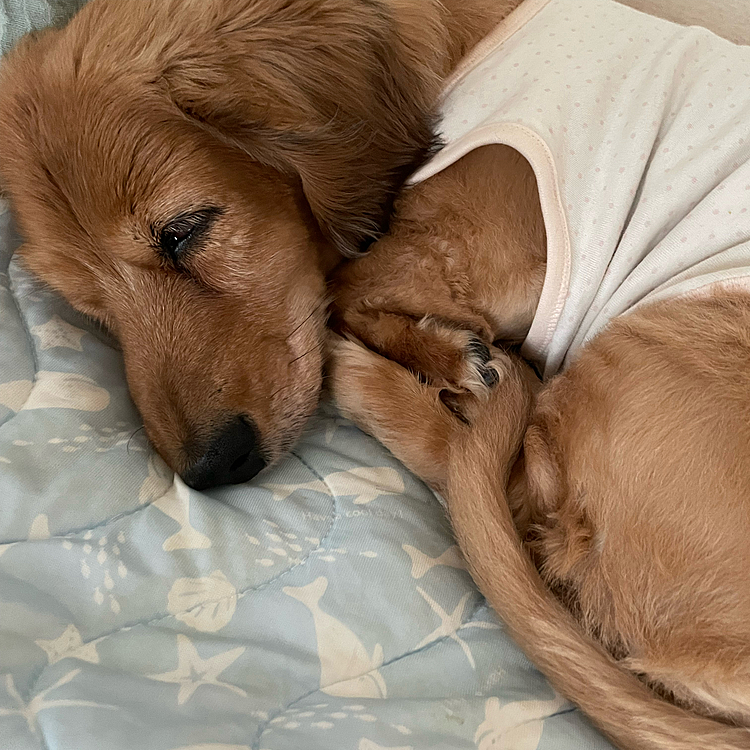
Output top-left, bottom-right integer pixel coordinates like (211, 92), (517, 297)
(465, 336), (501, 390)
(436, 330), (503, 396)
(441, 346), (514, 422)
(326, 334), (457, 488)
(406, 317), (501, 396)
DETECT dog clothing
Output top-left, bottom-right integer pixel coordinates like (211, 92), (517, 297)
(409, 0), (750, 377)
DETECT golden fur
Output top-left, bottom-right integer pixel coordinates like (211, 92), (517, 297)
(1, 0), (749, 747)
(0, 0), (461, 478)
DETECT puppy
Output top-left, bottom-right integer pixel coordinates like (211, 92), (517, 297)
(329, 1), (750, 748)
(2, 0), (748, 747)
(0, 0), (469, 488)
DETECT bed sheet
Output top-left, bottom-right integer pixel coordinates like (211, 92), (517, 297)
(0, 204), (614, 750)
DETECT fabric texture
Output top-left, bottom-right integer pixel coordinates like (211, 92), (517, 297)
(411, 0), (750, 377)
(0, 0), (84, 54)
(0, 198), (613, 749)
(1, 0), (747, 748)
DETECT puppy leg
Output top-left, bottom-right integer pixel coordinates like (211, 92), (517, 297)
(335, 308), (498, 394)
(332, 145), (547, 395)
(327, 336), (527, 492)
(328, 336), (458, 491)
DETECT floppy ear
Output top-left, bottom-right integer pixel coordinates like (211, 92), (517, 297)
(161, 0), (438, 256)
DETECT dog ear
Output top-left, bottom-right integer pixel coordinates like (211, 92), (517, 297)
(161, 0), (438, 256)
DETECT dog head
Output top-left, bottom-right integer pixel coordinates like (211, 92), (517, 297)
(0, 0), (438, 488)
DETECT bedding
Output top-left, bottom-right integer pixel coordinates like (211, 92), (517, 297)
(0, 0), (85, 53)
(0, 197), (613, 749)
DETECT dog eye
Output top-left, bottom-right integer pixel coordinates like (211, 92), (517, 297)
(157, 208), (221, 263)
(160, 223), (194, 256)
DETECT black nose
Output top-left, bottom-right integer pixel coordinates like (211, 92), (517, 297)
(182, 416), (267, 490)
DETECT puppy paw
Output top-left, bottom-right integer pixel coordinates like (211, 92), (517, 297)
(326, 335), (387, 424)
(408, 317), (501, 396)
(326, 334), (456, 489)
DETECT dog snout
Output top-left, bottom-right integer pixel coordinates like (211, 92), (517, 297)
(181, 415), (267, 490)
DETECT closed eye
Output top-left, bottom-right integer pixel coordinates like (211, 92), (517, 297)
(156, 207), (223, 265)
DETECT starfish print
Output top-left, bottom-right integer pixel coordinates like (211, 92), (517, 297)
(35, 624), (99, 665)
(414, 589), (500, 669)
(0, 670), (118, 734)
(146, 634), (247, 705)
(30, 315), (87, 351)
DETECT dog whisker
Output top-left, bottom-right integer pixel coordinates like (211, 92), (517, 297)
(288, 342), (323, 367)
(126, 425), (146, 454)
(285, 297), (330, 342)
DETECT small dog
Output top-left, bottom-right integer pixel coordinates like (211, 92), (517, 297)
(1, 0), (749, 748)
(0, 0), (451, 488)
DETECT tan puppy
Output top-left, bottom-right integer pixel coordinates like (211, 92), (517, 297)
(328, 15), (750, 750)
(2, 0), (748, 747)
(0, 0), (473, 487)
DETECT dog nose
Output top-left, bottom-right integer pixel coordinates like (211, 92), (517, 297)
(181, 416), (267, 490)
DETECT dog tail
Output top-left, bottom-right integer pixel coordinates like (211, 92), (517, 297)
(446, 358), (750, 750)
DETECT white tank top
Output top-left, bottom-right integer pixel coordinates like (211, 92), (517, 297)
(410, 0), (750, 377)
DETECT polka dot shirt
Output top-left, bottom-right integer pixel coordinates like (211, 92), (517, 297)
(410, 0), (750, 377)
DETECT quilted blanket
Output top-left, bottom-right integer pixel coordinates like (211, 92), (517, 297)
(0, 199), (613, 750)
(0, 0), (85, 52)
(0, 3), (615, 749)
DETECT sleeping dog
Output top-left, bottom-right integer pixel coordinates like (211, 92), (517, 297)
(1, 0), (749, 748)
(0, 0), (448, 488)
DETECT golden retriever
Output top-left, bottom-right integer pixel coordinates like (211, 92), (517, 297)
(1, 1), (749, 749)
(0, 0), (458, 487)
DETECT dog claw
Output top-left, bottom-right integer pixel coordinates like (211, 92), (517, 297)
(480, 366), (500, 387)
(467, 337), (492, 365)
(466, 337), (500, 388)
